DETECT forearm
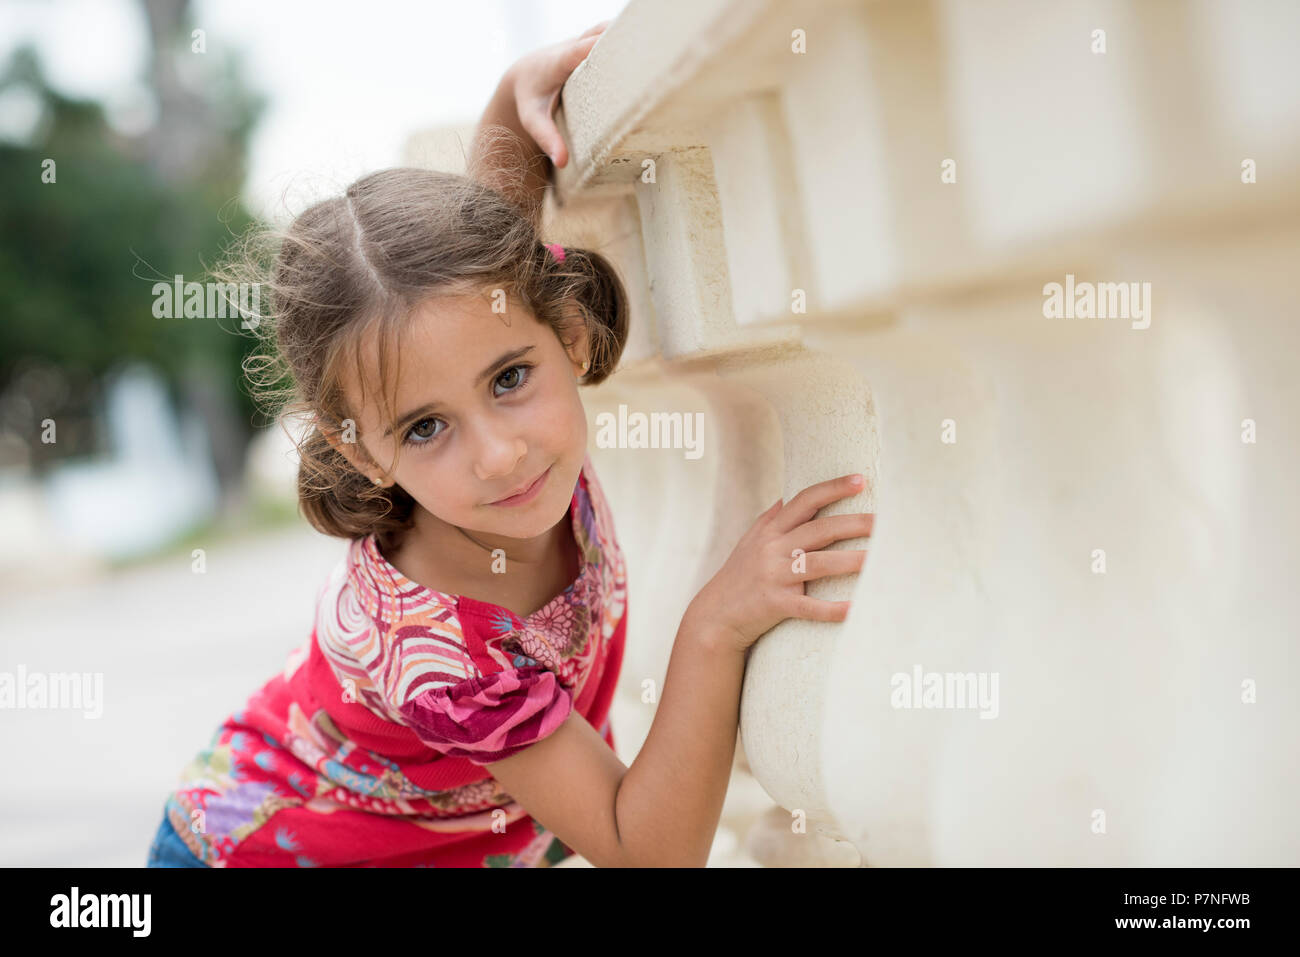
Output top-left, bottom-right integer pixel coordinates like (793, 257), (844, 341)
(613, 606), (747, 867)
(467, 66), (551, 228)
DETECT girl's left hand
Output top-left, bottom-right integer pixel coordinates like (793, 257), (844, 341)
(508, 20), (610, 170)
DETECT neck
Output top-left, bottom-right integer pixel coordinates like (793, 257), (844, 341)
(387, 502), (569, 593)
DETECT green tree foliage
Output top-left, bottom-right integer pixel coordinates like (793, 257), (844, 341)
(0, 40), (268, 467)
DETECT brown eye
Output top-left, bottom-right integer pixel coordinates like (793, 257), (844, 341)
(404, 417), (443, 446)
(492, 364), (533, 396)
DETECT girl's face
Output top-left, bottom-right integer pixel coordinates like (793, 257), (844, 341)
(331, 292), (590, 550)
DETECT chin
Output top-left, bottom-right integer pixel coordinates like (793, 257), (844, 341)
(486, 460), (571, 532)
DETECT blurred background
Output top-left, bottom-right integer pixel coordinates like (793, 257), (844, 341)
(0, 0), (627, 867)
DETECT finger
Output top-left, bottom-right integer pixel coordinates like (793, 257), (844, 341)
(535, 36), (601, 163)
(520, 83), (571, 164)
(516, 96), (556, 163)
(786, 595), (853, 623)
(553, 33), (600, 77)
(787, 512), (875, 552)
(770, 473), (866, 535)
(578, 20), (612, 40)
(528, 115), (566, 169)
(786, 548), (867, 582)
(569, 33), (600, 65)
(515, 94), (563, 168)
(532, 33), (600, 102)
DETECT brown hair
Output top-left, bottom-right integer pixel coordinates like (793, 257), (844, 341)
(217, 160), (629, 547)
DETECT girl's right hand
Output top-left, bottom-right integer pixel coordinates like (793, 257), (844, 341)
(685, 473), (874, 655)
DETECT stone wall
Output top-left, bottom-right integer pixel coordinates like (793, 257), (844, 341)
(408, 0), (1300, 866)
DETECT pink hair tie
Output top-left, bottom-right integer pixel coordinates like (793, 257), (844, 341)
(543, 242), (566, 262)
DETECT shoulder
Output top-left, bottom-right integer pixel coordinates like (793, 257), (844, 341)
(576, 453), (626, 591)
(397, 663), (574, 766)
(574, 454), (623, 556)
(313, 535), (482, 713)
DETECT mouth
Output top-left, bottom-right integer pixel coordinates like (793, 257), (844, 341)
(488, 465), (552, 506)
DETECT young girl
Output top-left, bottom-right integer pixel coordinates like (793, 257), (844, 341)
(147, 22), (872, 868)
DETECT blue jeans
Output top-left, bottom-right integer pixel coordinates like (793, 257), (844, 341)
(146, 812), (208, 868)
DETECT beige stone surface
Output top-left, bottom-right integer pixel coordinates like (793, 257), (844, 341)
(404, 0), (1300, 866)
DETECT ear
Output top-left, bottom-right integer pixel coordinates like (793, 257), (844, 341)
(555, 298), (591, 374)
(569, 337), (590, 375)
(319, 414), (382, 481)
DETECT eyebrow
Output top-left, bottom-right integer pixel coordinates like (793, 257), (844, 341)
(383, 346), (536, 438)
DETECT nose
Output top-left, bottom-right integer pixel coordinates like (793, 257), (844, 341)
(471, 422), (527, 483)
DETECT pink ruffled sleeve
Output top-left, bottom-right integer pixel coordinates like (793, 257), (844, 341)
(397, 665), (573, 765)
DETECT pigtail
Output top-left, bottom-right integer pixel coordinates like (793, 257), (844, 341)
(296, 426), (416, 542)
(542, 243), (629, 386)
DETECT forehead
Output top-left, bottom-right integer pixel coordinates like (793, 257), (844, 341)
(343, 292), (548, 423)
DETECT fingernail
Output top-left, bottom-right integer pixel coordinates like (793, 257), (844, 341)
(850, 474), (864, 486)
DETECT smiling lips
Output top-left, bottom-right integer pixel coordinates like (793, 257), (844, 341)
(490, 465), (551, 506)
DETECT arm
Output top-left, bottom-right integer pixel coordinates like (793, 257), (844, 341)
(485, 607), (745, 868)
(486, 472), (873, 867)
(467, 23), (608, 229)
(466, 66), (552, 230)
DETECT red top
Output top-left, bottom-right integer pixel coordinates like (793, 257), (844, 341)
(164, 453), (627, 866)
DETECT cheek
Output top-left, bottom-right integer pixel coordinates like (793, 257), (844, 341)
(417, 468), (483, 521)
(542, 377), (588, 444)
(530, 368), (583, 419)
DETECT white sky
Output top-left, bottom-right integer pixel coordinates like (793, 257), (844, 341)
(0, 0), (628, 221)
